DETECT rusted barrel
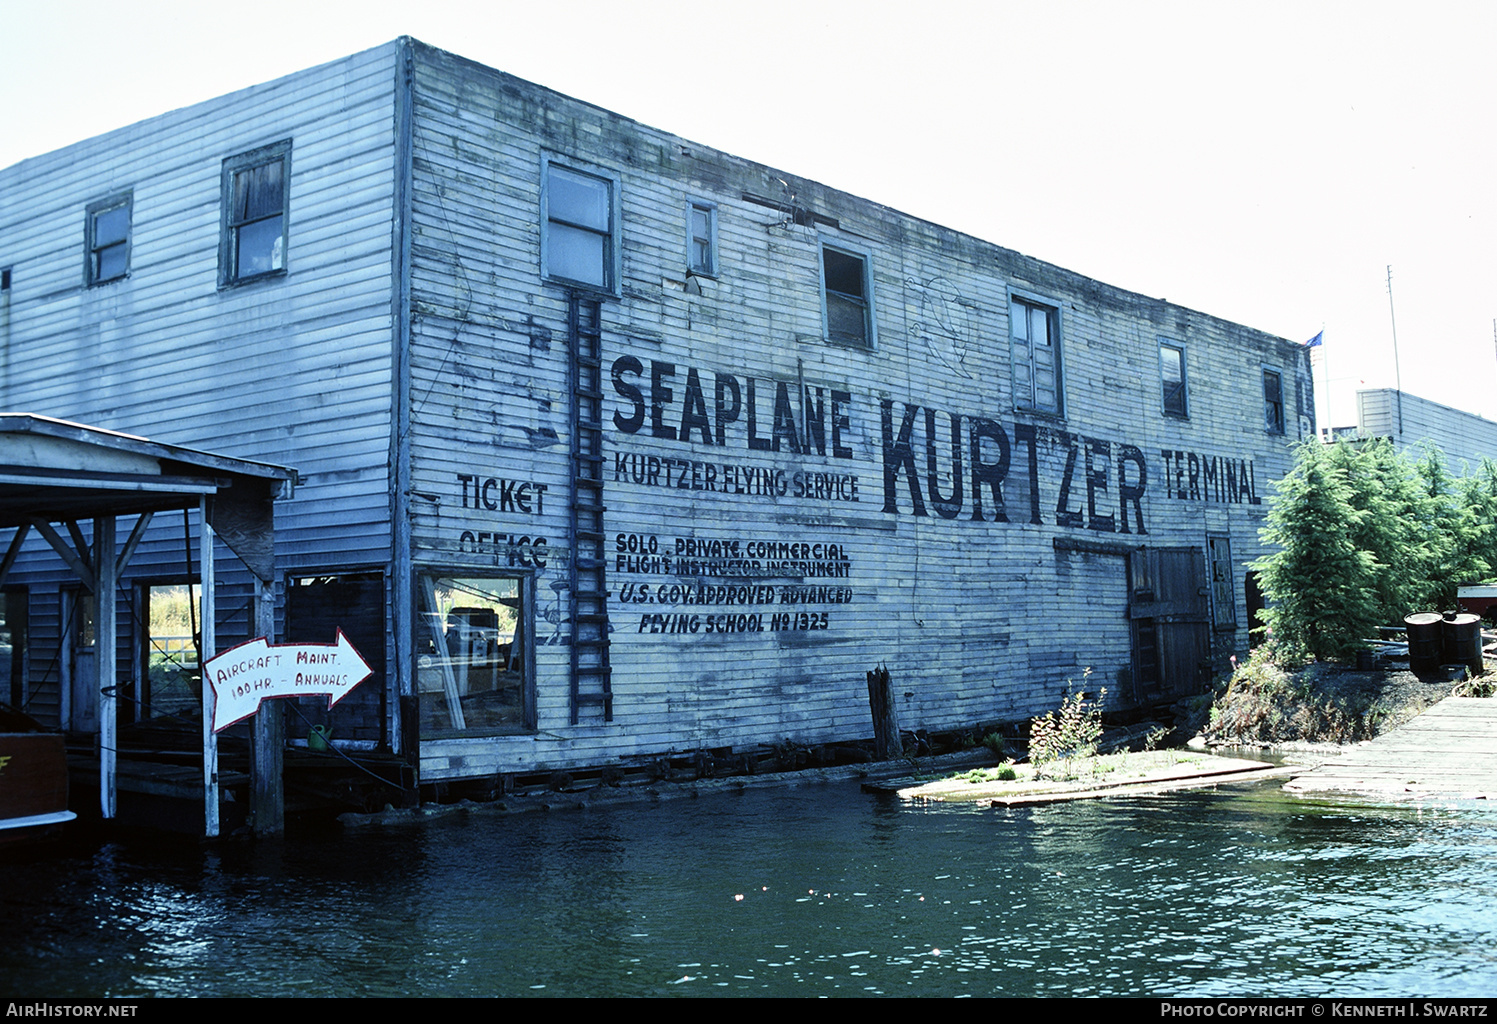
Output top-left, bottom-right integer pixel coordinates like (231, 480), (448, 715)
(1405, 613), (1444, 674)
(1441, 612), (1484, 677)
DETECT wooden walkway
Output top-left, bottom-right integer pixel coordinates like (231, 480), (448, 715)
(1285, 697), (1497, 801)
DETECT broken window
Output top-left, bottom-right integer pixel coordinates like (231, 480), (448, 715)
(1160, 341), (1187, 418)
(86, 192), (131, 285)
(1263, 368), (1285, 434)
(1208, 535), (1237, 630)
(544, 161), (616, 291)
(417, 572), (533, 736)
(687, 199), (717, 276)
(220, 141), (290, 286)
(821, 244), (873, 347)
(1011, 294), (1063, 415)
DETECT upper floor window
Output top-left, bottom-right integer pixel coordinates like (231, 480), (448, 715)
(1160, 341), (1188, 418)
(687, 199), (717, 277)
(820, 243), (874, 348)
(1263, 368), (1285, 433)
(543, 161), (618, 292)
(86, 193), (131, 286)
(1011, 294), (1063, 415)
(220, 141), (291, 287)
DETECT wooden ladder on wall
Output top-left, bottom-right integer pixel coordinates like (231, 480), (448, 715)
(567, 293), (613, 723)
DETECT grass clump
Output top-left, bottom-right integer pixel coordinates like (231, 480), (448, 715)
(1208, 645), (1397, 745)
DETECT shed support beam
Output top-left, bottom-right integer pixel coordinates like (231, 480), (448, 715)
(200, 498), (219, 839)
(250, 573), (283, 836)
(0, 523), (30, 589)
(31, 519), (95, 591)
(96, 517), (117, 820)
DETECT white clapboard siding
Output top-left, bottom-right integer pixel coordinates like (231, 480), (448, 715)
(400, 40), (1311, 780)
(0, 43), (404, 724)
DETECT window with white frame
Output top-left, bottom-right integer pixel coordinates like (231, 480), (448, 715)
(1263, 368), (1285, 434)
(821, 243), (873, 348)
(1011, 294), (1063, 415)
(220, 140), (290, 286)
(85, 192), (131, 286)
(1160, 341), (1188, 418)
(416, 571), (534, 736)
(687, 199), (717, 277)
(544, 162), (617, 291)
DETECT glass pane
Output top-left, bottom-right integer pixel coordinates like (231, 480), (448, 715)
(95, 242), (127, 281)
(93, 205), (129, 247)
(236, 215), (284, 277)
(146, 584), (200, 720)
(1012, 301), (1029, 343)
(1161, 346), (1183, 383)
(826, 291), (868, 345)
(1029, 306), (1051, 347)
(547, 222), (606, 286)
(417, 575), (526, 735)
(548, 167), (609, 231)
(691, 207), (711, 239)
(234, 160), (284, 223)
(691, 238), (711, 272)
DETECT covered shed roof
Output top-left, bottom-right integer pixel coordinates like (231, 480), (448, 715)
(0, 413), (294, 528)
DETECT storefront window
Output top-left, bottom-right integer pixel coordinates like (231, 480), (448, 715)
(417, 573), (532, 736)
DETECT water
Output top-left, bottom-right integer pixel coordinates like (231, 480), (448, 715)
(4, 779), (1496, 997)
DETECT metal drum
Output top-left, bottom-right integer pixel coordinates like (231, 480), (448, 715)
(1404, 613), (1444, 675)
(1441, 612), (1484, 677)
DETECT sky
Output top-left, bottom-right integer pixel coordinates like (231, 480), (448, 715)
(4, 0), (1494, 432)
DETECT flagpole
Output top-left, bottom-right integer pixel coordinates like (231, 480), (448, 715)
(1387, 265), (1403, 437)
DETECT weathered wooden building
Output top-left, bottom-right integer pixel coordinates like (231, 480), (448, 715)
(0, 38), (1313, 791)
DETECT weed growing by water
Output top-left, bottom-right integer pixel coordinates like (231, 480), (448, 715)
(1029, 672), (1106, 780)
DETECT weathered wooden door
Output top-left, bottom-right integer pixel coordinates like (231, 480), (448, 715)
(1128, 547), (1210, 701)
(64, 588), (99, 733)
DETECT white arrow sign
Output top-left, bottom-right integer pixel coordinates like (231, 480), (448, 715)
(205, 631), (374, 733)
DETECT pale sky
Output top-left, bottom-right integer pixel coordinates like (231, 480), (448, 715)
(4, 0), (1494, 432)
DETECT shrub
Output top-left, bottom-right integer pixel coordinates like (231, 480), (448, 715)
(1029, 677), (1105, 772)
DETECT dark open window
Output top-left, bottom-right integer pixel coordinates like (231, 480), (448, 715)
(1263, 368), (1285, 434)
(1, 587), (28, 709)
(220, 141), (290, 287)
(821, 244), (873, 347)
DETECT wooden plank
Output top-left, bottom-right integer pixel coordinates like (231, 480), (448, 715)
(1286, 698), (1497, 799)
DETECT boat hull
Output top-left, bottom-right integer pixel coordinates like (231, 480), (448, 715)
(0, 732), (75, 845)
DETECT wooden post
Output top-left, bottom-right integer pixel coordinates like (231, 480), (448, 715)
(250, 573), (283, 835)
(96, 516), (117, 819)
(866, 663), (901, 760)
(200, 498), (218, 839)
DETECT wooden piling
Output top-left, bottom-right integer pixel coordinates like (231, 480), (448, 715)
(867, 663), (901, 760)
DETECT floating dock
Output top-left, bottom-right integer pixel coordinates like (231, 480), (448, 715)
(1285, 696), (1497, 801)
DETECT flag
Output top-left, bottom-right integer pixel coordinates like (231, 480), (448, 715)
(1304, 331), (1323, 348)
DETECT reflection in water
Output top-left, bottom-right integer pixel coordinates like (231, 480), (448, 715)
(3, 782), (1495, 997)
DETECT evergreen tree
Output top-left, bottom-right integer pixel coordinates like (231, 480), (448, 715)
(1253, 441), (1382, 661)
